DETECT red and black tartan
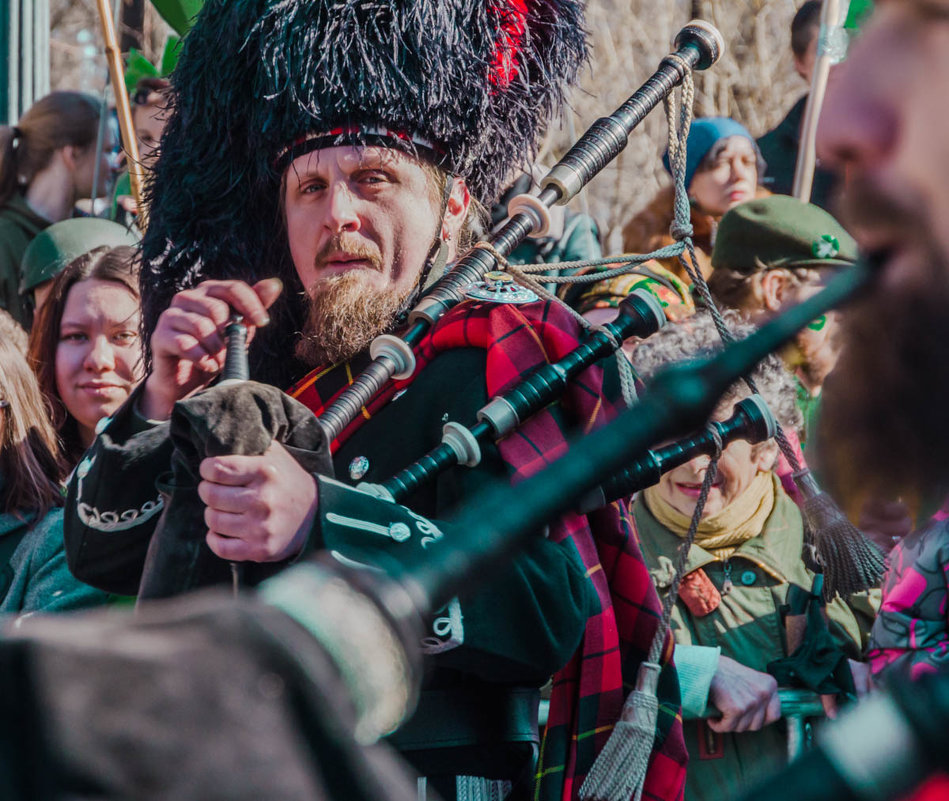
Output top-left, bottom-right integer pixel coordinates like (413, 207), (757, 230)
(289, 299), (687, 801)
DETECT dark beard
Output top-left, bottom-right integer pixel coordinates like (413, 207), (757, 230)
(818, 181), (949, 505)
(294, 272), (411, 367)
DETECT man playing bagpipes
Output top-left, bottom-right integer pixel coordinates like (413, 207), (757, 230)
(62, 1), (687, 799)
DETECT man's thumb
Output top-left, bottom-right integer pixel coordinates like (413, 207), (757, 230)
(253, 277), (284, 310)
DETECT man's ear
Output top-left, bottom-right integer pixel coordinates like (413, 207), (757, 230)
(759, 269), (791, 312)
(442, 177), (470, 240)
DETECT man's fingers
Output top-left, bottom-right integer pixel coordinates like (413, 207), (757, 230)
(164, 309), (227, 355)
(170, 290), (235, 329)
(204, 507), (257, 540)
(206, 530), (262, 562)
(253, 277), (284, 310)
(200, 455), (272, 486)
(198, 480), (257, 514)
(820, 694), (839, 720)
(203, 280), (275, 327)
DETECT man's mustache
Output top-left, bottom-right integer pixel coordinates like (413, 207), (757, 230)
(836, 175), (927, 245)
(313, 236), (383, 272)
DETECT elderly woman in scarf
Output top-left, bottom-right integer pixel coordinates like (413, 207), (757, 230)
(629, 311), (866, 801)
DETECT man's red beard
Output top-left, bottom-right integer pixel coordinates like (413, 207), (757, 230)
(294, 271), (412, 367)
(818, 179), (949, 506)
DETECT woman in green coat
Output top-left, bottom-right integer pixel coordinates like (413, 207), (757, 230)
(629, 312), (870, 801)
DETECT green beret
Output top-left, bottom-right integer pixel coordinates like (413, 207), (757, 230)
(711, 195), (858, 274)
(20, 219), (140, 294)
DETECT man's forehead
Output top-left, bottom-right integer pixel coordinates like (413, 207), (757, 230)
(287, 145), (417, 176)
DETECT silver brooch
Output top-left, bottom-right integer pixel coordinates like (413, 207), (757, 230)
(465, 271), (539, 305)
(349, 456), (370, 481)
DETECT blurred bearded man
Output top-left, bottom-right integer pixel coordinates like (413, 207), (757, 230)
(61, 1), (688, 800)
(817, 14), (949, 801)
(816, 0), (949, 508)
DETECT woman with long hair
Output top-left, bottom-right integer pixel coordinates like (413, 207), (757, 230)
(0, 336), (109, 612)
(28, 245), (143, 468)
(0, 91), (116, 326)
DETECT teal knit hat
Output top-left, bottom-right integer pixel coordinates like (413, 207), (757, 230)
(711, 195), (857, 274)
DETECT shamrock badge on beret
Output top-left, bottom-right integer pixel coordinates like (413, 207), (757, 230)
(812, 234), (840, 259)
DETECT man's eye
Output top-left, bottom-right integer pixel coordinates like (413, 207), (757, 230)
(60, 332), (87, 343)
(359, 171), (391, 185)
(300, 182), (324, 194)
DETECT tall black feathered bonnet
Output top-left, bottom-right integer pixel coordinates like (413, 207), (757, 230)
(141, 0), (587, 386)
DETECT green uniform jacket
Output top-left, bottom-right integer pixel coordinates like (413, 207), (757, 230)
(0, 194), (50, 326)
(0, 506), (110, 614)
(633, 478), (864, 801)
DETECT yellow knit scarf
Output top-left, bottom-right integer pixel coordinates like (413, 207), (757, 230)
(643, 471), (776, 559)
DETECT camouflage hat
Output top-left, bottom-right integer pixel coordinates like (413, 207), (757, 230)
(20, 218), (140, 294)
(711, 195), (858, 274)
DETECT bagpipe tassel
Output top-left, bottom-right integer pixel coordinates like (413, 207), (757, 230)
(579, 661), (661, 801)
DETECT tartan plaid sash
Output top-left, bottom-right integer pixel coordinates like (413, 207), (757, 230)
(288, 299), (687, 801)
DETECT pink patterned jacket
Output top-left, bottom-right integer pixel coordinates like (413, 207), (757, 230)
(868, 516), (949, 679)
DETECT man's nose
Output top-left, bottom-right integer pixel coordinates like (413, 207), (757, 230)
(84, 336), (116, 371)
(324, 183), (361, 232)
(817, 31), (898, 173)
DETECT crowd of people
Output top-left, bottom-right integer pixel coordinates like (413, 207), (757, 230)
(0, 0), (948, 799)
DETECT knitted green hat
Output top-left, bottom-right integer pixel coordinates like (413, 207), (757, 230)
(20, 219), (140, 294)
(711, 195), (857, 274)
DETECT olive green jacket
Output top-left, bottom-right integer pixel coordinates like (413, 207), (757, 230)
(633, 478), (866, 801)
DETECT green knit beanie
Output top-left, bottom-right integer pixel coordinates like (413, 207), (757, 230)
(711, 195), (857, 274)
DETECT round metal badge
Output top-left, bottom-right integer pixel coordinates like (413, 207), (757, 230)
(465, 271), (539, 304)
(348, 456), (370, 481)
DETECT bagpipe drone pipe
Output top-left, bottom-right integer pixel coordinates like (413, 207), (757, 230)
(316, 20), (726, 443)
